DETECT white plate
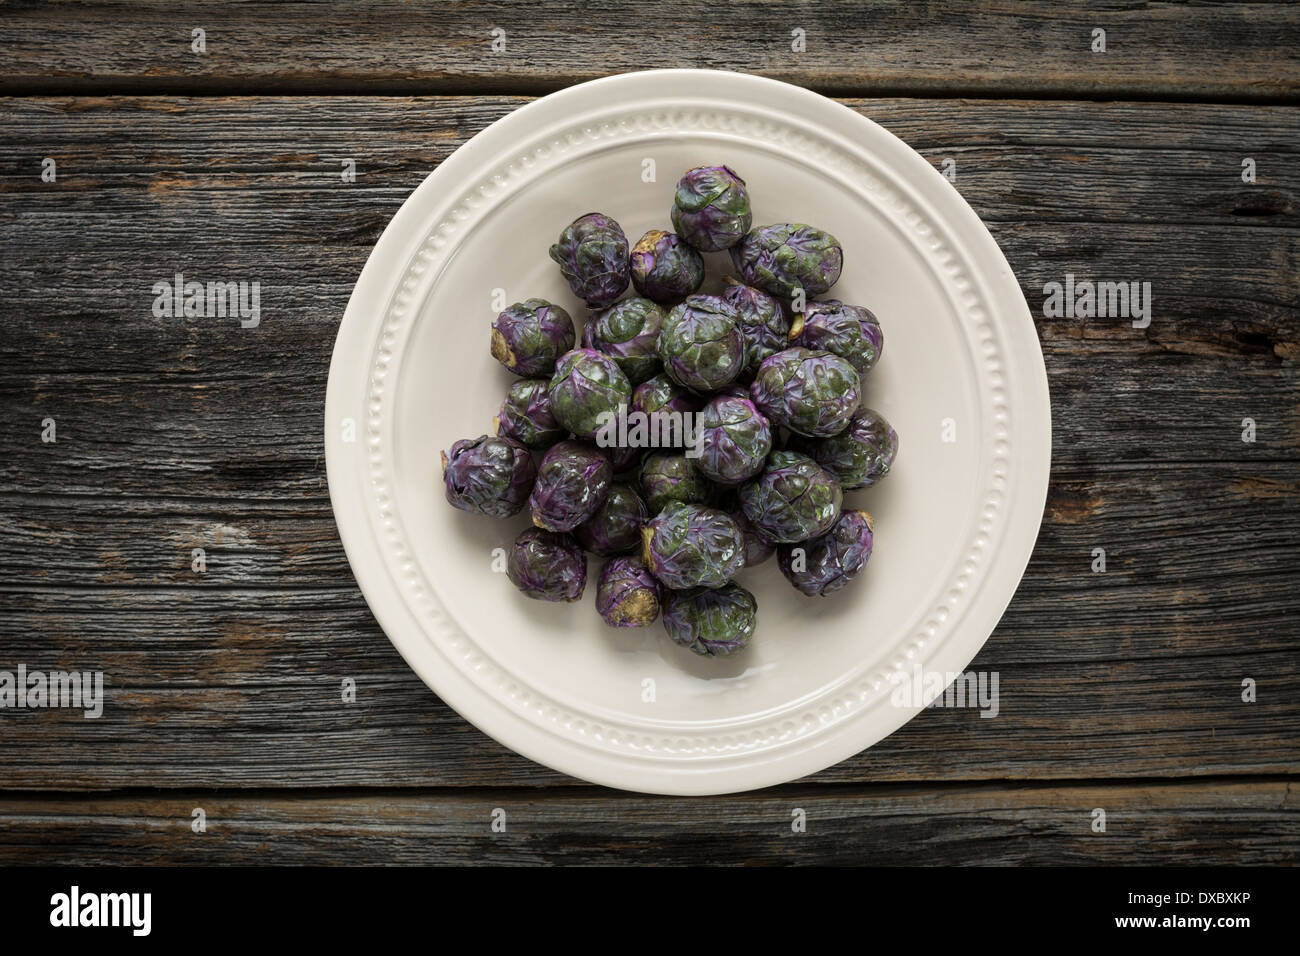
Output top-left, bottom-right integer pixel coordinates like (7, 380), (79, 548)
(326, 69), (1051, 795)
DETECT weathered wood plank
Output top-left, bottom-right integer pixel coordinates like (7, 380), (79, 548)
(0, 460), (1295, 790)
(0, 96), (1295, 504)
(2, 313), (1294, 504)
(0, 592), (1293, 787)
(4, 96), (1296, 229)
(1, 2), (1297, 100)
(0, 462), (1295, 593)
(0, 780), (1293, 865)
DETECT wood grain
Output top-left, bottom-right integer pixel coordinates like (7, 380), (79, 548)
(0, 94), (1296, 791)
(1, 2), (1297, 100)
(0, 780), (1292, 865)
(0, 463), (1295, 790)
(0, 96), (1294, 503)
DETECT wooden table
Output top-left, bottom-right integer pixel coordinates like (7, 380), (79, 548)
(1, 2), (1297, 865)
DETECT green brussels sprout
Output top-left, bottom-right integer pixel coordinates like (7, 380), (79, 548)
(738, 450), (842, 543)
(696, 394), (773, 485)
(639, 451), (712, 515)
(584, 297), (666, 385)
(749, 347), (860, 438)
(790, 300), (883, 375)
(574, 482), (649, 556)
(730, 223), (843, 298)
(529, 440), (612, 532)
(670, 165), (752, 252)
(630, 230), (705, 304)
(608, 442), (644, 475)
(549, 212), (630, 308)
(790, 407), (898, 489)
(640, 501), (743, 590)
(507, 527), (587, 602)
(630, 373), (702, 449)
(777, 510), (874, 597)
(548, 348), (632, 440)
(658, 294), (746, 392)
(662, 583), (757, 656)
(721, 278), (790, 376)
(490, 299), (575, 377)
(733, 507), (776, 568)
(495, 378), (565, 448)
(441, 435), (536, 518)
(595, 556), (662, 628)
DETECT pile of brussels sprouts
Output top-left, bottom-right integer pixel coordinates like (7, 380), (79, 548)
(442, 165), (898, 658)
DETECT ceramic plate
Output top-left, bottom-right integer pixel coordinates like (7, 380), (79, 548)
(325, 69), (1051, 795)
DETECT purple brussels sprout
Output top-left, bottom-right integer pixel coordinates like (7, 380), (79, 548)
(730, 223), (843, 299)
(584, 297), (665, 385)
(791, 407), (898, 490)
(778, 510), (874, 597)
(639, 451), (712, 515)
(630, 373), (703, 449)
(640, 501), (743, 590)
(549, 212), (630, 308)
(630, 230), (705, 304)
(738, 450), (842, 543)
(507, 527), (587, 602)
(495, 378), (565, 449)
(732, 508), (776, 568)
(749, 347), (861, 438)
(790, 300), (883, 376)
(595, 556), (662, 628)
(608, 443), (643, 475)
(662, 583), (757, 657)
(548, 348), (632, 440)
(720, 278), (790, 376)
(441, 435), (536, 518)
(670, 165), (753, 252)
(696, 394), (772, 486)
(529, 440), (612, 532)
(490, 299), (575, 378)
(657, 294), (746, 392)
(574, 482), (649, 556)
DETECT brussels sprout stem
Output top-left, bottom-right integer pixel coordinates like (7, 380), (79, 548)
(614, 589), (658, 627)
(490, 328), (515, 368)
